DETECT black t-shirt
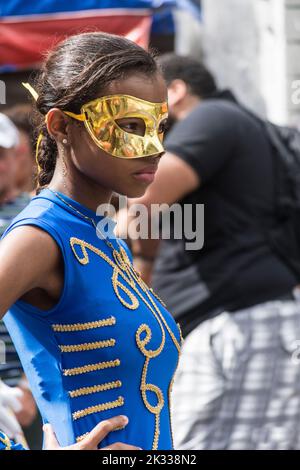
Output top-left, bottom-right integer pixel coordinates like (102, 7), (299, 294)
(152, 97), (298, 336)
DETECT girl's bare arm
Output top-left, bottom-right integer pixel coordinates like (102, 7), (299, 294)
(0, 225), (62, 319)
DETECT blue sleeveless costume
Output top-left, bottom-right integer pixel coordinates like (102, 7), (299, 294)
(0, 431), (25, 451)
(1, 189), (182, 450)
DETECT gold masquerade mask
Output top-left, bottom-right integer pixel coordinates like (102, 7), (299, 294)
(64, 94), (168, 159)
(22, 83), (168, 160)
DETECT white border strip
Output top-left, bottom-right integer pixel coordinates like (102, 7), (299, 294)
(1, 8), (151, 24)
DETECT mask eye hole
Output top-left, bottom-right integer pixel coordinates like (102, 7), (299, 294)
(115, 117), (146, 136)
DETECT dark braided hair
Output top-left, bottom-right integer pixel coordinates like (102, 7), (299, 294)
(31, 32), (159, 191)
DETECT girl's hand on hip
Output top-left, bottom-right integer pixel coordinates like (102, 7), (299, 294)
(43, 415), (142, 450)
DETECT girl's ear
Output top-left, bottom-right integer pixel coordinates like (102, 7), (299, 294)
(46, 108), (69, 143)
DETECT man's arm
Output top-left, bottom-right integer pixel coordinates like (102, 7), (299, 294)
(129, 152), (200, 283)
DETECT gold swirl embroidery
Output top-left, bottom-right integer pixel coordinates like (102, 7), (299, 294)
(59, 339), (115, 353)
(70, 237), (181, 351)
(0, 433), (12, 450)
(113, 246), (131, 272)
(70, 237), (181, 352)
(132, 288), (181, 449)
(69, 380), (122, 398)
(136, 324), (165, 450)
(69, 236), (182, 449)
(70, 237), (139, 309)
(63, 359), (120, 376)
(136, 323), (165, 358)
(52, 316), (116, 332)
(72, 396), (124, 420)
(112, 269), (139, 310)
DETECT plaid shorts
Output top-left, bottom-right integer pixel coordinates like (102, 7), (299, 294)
(172, 292), (300, 449)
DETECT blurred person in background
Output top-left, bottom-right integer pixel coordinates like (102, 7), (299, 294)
(0, 113), (38, 447)
(0, 113), (32, 234)
(5, 104), (36, 195)
(130, 54), (300, 449)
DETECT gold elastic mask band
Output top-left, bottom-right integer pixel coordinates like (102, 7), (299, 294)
(22, 82), (42, 173)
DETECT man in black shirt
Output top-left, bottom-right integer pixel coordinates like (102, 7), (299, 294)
(131, 55), (300, 449)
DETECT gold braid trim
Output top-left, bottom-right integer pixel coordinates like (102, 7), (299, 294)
(153, 414), (160, 451)
(70, 238), (139, 311)
(136, 325), (165, 451)
(0, 433), (11, 450)
(70, 237), (118, 269)
(72, 396), (124, 420)
(131, 274), (181, 450)
(59, 339), (116, 353)
(136, 323), (165, 358)
(69, 237), (181, 352)
(76, 433), (88, 442)
(127, 263), (181, 354)
(69, 236), (182, 450)
(69, 380), (122, 398)
(149, 287), (167, 307)
(52, 316), (116, 332)
(63, 359), (120, 376)
(112, 269), (139, 310)
(177, 322), (184, 347)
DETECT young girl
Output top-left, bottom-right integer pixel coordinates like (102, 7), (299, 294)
(0, 32), (182, 450)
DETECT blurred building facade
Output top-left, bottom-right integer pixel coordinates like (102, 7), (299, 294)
(202, 0), (300, 127)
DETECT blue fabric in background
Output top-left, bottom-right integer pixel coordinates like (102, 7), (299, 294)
(0, 0), (201, 33)
(0, 0), (173, 16)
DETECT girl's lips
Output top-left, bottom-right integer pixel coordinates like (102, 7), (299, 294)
(132, 165), (158, 183)
(132, 172), (156, 183)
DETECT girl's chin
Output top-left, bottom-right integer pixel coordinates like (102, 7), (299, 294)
(125, 185), (149, 199)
